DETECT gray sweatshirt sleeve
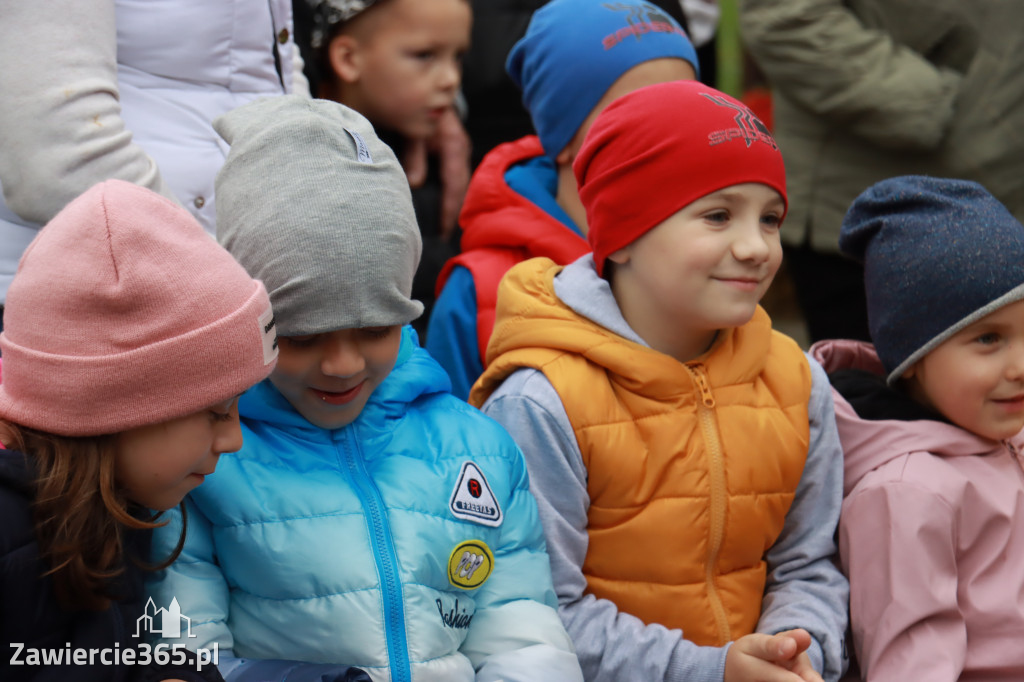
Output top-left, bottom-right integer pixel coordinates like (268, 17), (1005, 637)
(756, 354), (850, 681)
(481, 368), (728, 682)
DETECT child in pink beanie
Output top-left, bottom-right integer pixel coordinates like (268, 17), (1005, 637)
(0, 180), (280, 682)
(471, 80), (849, 682)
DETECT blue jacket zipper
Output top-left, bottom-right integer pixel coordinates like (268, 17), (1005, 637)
(338, 432), (412, 682)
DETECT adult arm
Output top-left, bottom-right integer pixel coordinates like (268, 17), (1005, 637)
(481, 369), (728, 682)
(757, 357), (849, 682)
(738, 0), (963, 150)
(840, 481), (964, 680)
(0, 0), (176, 225)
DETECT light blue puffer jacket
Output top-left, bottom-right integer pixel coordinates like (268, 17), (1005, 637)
(148, 328), (581, 682)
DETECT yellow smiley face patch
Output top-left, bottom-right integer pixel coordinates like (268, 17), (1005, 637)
(447, 540), (495, 590)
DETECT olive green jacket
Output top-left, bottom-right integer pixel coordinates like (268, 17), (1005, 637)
(739, 0), (1024, 252)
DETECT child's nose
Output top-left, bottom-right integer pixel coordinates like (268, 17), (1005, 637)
(732, 220), (772, 263)
(438, 57), (461, 91)
(1007, 344), (1024, 380)
(321, 338), (366, 378)
(215, 408), (244, 455)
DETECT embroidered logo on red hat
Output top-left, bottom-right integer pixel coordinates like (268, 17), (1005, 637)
(701, 93), (778, 150)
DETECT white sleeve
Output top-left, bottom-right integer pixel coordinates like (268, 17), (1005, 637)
(0, 0), (176, 225)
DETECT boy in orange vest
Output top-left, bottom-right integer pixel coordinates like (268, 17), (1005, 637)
(471, 80), (849, 682)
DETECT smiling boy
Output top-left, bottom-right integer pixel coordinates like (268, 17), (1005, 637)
(147, 96), (582, 682)
(471, 81), (849, 682)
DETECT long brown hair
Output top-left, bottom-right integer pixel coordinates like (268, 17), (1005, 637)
(2, 422), (187, 611)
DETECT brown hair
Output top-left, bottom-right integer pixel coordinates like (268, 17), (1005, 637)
(3, 423), (187, 611)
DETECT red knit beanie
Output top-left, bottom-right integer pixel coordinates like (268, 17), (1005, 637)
(574, 80), (787, 276)
(0, 180), (278, 436)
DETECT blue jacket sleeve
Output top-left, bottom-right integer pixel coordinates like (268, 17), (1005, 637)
(425, 265), (484, 401)
(147, 499), (372, 682)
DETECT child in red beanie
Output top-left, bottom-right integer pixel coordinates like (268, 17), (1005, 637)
(470, 80), (849, 682)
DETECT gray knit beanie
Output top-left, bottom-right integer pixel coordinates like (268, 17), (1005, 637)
(840, 175), (1024, 384)
(214, 95), (423, 336)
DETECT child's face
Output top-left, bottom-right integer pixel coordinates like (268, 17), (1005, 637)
(333, 0), (470, 140)
(115, 397), (242, 511)
(270, 326), (402, 430)
(608, 183), (784, 361)
(903, 298), (1024, 441)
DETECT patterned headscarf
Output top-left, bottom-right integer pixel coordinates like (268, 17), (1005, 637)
(306, 0), (380, 48)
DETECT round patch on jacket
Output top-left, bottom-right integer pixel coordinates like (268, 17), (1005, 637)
(447, 540), (495, 590)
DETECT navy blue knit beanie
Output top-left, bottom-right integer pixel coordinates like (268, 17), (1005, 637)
(840, 175), (1024, 384)
(507, 0), (699, 159)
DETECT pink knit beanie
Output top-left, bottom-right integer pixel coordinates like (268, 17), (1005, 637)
(0, 180), (278, 436)
(574, 80), (787, 276)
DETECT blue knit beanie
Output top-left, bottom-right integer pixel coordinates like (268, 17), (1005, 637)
(840, 175), (1024, 384)
(507, 0), (699, 159)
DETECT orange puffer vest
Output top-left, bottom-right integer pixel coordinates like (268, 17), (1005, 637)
(472, 258), (811, 645)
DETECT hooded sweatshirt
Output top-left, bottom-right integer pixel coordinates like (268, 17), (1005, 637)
(812, 338), (1024, 681)
(476, 255), (849, 682)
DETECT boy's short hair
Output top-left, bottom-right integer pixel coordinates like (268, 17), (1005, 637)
(840, 175), (1024, 384)
(507, 0), (699, 159)
(574, 80), (786, 276)
(214, 95), (423, 336)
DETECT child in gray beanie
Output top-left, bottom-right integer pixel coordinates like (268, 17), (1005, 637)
(146, 94), (583, 682)
(810, 175), (1024, 680)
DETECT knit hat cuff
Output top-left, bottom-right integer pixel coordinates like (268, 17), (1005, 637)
(0, 282), (277, 436)
(887, 282), (1024, 385)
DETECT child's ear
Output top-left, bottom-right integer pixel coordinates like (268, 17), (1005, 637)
(607, 245), (631, 266)
(901, 364), (917, 380)
(554, 144), (574, 168)
(327, 34), (362, 84)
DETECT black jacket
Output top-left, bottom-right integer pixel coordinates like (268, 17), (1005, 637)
(0, 448), (222, 682)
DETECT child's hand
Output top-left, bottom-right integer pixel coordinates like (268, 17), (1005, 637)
(724, 629), (821, 682)
(400, 106), (470, 240)
(769, 629), (824, 682)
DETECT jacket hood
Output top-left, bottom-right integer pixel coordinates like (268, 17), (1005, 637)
(458, 136), (588, 262)
(239, 325), (451, 436)
(810, 338), (1017, 495)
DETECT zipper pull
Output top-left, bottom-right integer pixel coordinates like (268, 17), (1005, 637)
(688, 363), (716, 408)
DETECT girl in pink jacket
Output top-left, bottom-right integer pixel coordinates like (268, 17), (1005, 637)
(811, 175), (1024, 681)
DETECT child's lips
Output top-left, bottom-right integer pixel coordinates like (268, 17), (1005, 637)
(715, 276), (762, 291)
(312, 382), (364, 405)
(993, 394), (1024, 411)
